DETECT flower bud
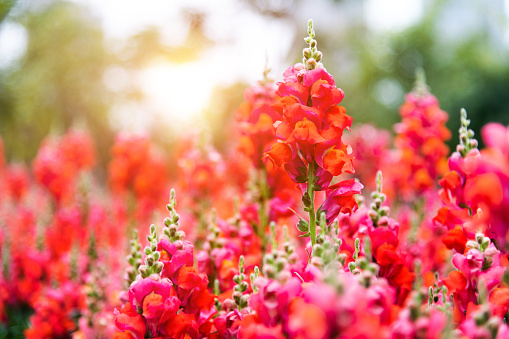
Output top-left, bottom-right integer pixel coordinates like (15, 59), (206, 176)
(278, 270), (292, 284)
(313, 244), (323, 257)
(368, 263), (379, 275)
(153, 251), (160, 261)
(486, 316), (502, 331)
(276, 257), (288, 272)
(296, 218), (309, 232)
(466, 240), (480, 250)
(303, 48), (312, 59)
(377, 216), (389, 226)
(232, 291), (242, 301)
(263, 265), (276, 278)
(348, 262), (356, 272)
(380, 206), (390, 216)
(240, 281), (249, 290)
(149, 273), (161, 281)
(222, 299), (234, 310)
(311, 256), (323, 268)
(288, 252), (298, 264)
(306, 58), (317, 70)
(361, 270), (373, 284)
(139, 265), (148, 277)
(240, 294), (250, 305)
(315, 51), (322, 62)
(484, 246), (498, 257)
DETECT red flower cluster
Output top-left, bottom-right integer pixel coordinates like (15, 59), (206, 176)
(393, 85), (451, 197)
(33, 130), (96, 204)
(24, 282), (85, 338)
(113, 192), (216, 338)
(236, 76), (279, 169)
(263, 65), (353, 185)
(109, 134), (168, 202)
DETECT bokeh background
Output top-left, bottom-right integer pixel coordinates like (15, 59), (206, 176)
(1, 0), (509, 169)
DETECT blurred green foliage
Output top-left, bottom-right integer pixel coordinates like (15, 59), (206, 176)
(0, 303), (31, 338)
(299, 0), (509, 146)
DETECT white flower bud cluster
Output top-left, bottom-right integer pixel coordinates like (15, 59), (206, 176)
(303, 19), (324, 70)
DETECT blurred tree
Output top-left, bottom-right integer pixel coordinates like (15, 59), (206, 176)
(337, 0), (509, 146)
(123, 9), (212, 68)
(0, 0), (115, 165)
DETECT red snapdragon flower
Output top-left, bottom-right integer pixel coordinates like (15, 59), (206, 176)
(114, 302), (147, 339)
(33, 130), (96, 204)
(235, 78), (280, 169)
(264, 66), (354, 186)
(393, 90), (451, 198)
(108, 134), (169, 214)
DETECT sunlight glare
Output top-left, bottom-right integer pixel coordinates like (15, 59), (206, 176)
(140, 61), (216, 127)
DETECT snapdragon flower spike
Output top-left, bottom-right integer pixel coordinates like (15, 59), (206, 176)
(196, 210), (221, 279)
(261, 223), (295, 281)
(457, 108), (479, 157)
(69, 242), (79, 281)
(434, 109), (481, 231)
(368, 170), (391, 227)
(138, 224), (163, 278)
(428, 272), (450, 308)
(250, 266), (260, 294)
(441, 232), (506, 323)
(347, 238), (361, 274)
(459, 303), (509, 338)
(125, 230), (143, 287)
(163, 189), (185, 243)
(393, 70), (451, 195)
(235, 67), (279, 169)
(232, 255), (250, 311)
(311, 212), (346, 271)
(264, 20), (361, 254)
(85, 262), (107, 327)
(302, 19), (323, 70)
(1, 233), (10, 280)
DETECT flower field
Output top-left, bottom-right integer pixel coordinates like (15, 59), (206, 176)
(2, 19), (509, 338)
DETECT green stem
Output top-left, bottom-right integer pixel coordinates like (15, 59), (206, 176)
(258, 168), (269, 251)
(307, 161), (316, 253)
